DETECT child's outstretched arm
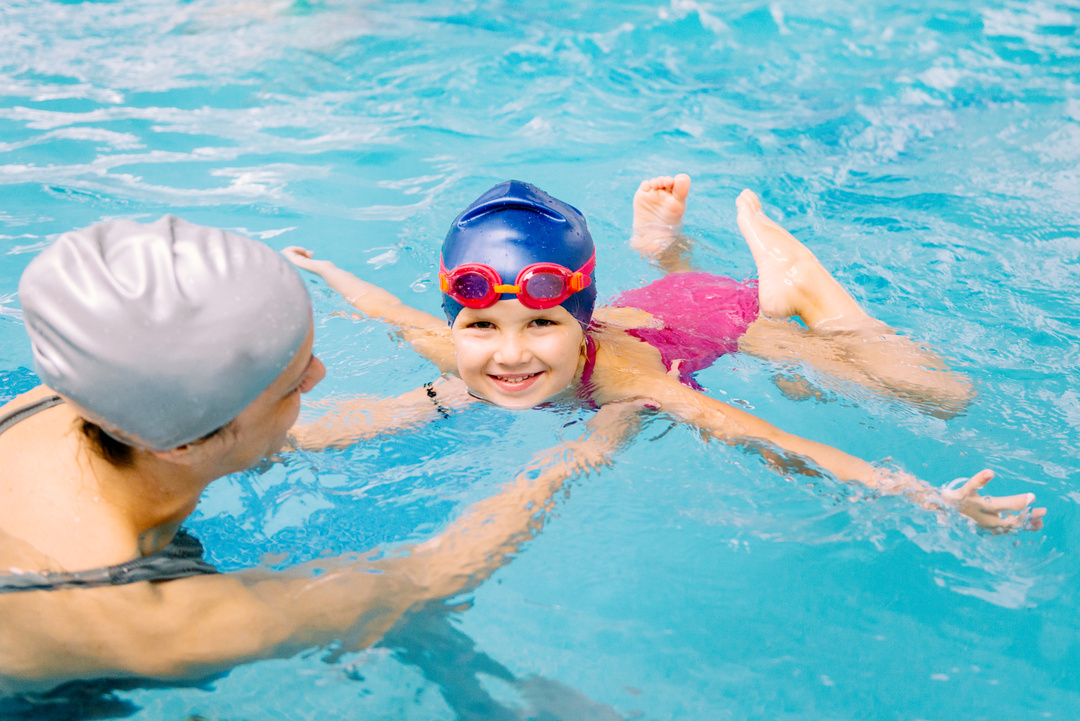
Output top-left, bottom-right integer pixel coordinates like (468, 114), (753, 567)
(283, 247), (456, 371)
(288, 376), (473, 451)
(616, 373), (1043, 532)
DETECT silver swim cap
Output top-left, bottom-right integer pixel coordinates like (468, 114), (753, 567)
(19, 215), (312, 450)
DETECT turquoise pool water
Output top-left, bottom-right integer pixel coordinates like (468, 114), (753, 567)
(1, 0), (1078, 718)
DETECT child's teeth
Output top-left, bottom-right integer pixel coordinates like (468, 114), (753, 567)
(497, 373), (536, 383)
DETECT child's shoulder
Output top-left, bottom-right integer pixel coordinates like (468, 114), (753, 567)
(592, 305), (661, 330)
(585, 321), (669, 400)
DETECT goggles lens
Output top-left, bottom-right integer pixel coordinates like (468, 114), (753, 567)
(453, 271), (494, 301)
(521, 272), (564, 300)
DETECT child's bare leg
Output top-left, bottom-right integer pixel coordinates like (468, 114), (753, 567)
(740, 318), (973, 418)
(631, 174), (694, 274)
(736, 189), (882, 330)
(734, 190), (973, 416)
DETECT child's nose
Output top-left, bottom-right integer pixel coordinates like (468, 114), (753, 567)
(494, 333), (531, 365)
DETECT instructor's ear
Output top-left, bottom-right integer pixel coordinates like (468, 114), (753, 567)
(150, 443), (208, 467)
(150, 426), (231, 467)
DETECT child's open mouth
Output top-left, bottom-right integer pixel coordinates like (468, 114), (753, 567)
(489, 372), (542, 391)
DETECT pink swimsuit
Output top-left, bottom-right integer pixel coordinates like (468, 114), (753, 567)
(610, 272), (759, 391)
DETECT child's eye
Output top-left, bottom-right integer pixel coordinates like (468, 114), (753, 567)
(530, 318), (558, 328)
(468, 320), (496, 330)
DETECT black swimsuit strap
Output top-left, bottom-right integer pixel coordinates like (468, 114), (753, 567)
(0, 394), (219, 592)
(0, 394), (64, 436)
(0, 529), (218, 594)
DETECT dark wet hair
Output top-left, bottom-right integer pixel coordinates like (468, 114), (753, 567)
(79, 419), (230, 468)
(79, 419), (136, 468)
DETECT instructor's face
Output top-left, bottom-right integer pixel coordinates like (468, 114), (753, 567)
(218, 325), (324, 473)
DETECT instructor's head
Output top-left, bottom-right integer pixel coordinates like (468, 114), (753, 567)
(19, 215), (322, 464)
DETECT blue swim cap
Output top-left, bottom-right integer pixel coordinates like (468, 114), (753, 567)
(440, 181), (596, 328)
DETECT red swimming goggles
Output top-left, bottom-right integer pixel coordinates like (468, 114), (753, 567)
(440, 251), (595, 310)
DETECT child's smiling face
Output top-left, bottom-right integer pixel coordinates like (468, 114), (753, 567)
(451, 299), (585, 409)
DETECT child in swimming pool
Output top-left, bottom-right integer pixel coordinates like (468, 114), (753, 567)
(284, 176), (1044, 531)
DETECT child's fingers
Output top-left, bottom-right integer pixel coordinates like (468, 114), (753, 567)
(977, 492), (1036, 513)
(990, 505), (1047, 531)
(981, 513), (1018, 530)
(972, 505), (1029, 531)
(969, 500), (1045, 532)
(281, 245), (313, 258)
(942, 468), (1046, 532)
(959, 468), (994, 494)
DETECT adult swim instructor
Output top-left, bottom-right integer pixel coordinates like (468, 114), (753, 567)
(0, 216), (644, 695)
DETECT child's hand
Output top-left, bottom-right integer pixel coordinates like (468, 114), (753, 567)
(282, 246), (337, 275)
(940, 469), (1046, 531)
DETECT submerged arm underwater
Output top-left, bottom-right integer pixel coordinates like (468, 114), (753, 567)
(403, 397), (649, 598)
(0, 398), (646, 696)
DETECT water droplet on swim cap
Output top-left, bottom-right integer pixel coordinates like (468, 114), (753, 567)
(19, 215), (312, 450)
(441, 181), (597, 327)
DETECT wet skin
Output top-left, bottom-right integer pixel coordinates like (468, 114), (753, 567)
(197, 326), (326, 478)
(451, 301), (584, 410)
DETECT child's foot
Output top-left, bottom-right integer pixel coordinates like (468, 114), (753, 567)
(631, 173), (691, 257)
(736, 189), (876, 330)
